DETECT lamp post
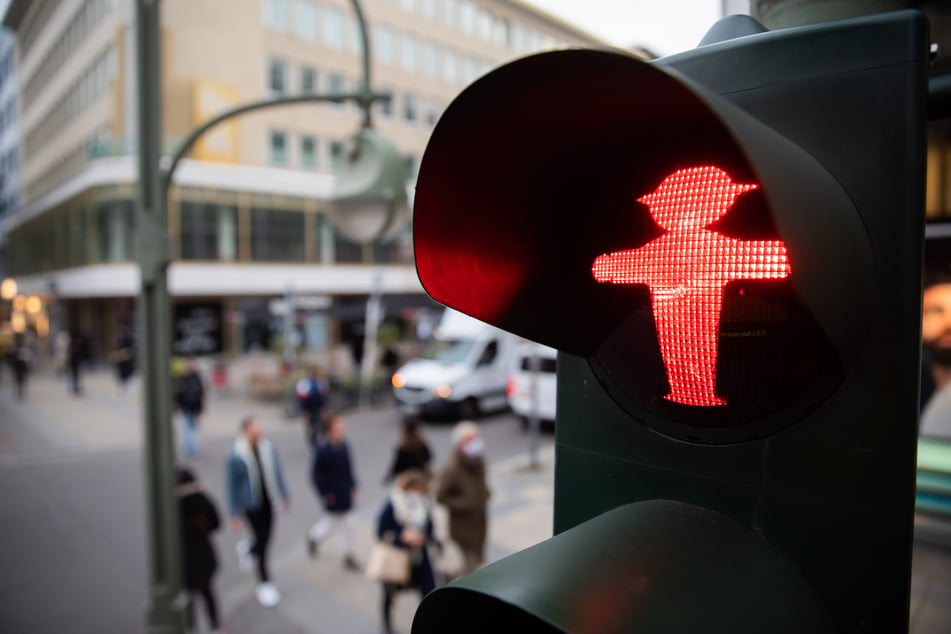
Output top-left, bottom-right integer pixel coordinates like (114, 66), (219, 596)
(134, 1), (408, 632)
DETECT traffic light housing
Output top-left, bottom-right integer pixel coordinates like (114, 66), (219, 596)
(412, 10), (927, 634)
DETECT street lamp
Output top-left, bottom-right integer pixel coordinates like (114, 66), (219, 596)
(328, 127), (410, 245)
(134, 1), (410, 632)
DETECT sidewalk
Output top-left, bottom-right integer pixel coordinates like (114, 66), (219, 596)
(0, 367), (556, 633)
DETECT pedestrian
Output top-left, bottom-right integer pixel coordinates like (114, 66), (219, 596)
(435, 421), (491, 578)
(176, 467), (223, 633)
(176, 359), (205, 459)
(382, 344), (400, 381)
(11, 336), (32, 401)
(377, 469), (439, 634)
(67, 330), (87, 396)
(296, 366), (328, 448)
(113, 332), (135, 392)
(226, 416), (291, 607)
(921, 269), (951, 440)
(384, 419), (433, 483)
(306, 412), (360, 571)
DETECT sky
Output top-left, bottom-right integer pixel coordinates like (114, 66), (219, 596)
(523, 0), (730, 57)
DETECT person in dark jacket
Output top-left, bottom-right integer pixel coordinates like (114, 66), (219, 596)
(377, 469), (438, 634)
(385, 420), (433, 483)
(176, 359), (205, 459)
(307, 412), (359, 570)
(295, 366), (328, 448)
(176, 467), (222, 633)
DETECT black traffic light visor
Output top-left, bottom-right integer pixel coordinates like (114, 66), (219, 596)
(411, 500), (835, 634)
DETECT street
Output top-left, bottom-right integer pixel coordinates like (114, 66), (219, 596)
(1, 366), (950, 633)
(0, 367), (555, 633)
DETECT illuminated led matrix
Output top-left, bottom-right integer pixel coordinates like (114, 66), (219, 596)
(592, 166), (791, 407)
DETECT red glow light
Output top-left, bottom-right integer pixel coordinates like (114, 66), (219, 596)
(592, 166), (791, 407)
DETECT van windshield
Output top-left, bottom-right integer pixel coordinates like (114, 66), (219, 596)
(422, 339), (474, 364)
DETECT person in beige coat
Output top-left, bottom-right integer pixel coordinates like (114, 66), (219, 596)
(436, 421), (491, 577)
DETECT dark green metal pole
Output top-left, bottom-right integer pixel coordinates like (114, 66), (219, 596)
(135, 1), (186, 632)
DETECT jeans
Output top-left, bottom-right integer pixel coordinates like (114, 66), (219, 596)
(182, 411), (199, 457)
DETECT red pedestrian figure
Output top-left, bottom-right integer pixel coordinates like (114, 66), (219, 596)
(592, 166), (791, 407)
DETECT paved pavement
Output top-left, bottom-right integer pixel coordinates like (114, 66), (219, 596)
(0, 364), (555, 634)
(2, 362), (951, 633)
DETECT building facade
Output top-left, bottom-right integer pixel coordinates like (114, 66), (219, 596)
(1, 0), (613, 368)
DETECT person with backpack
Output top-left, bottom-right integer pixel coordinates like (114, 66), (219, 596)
(176, 359), (205, 459)
(296, 366), (328, 448)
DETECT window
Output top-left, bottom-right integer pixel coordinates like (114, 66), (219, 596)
(269, 131), (288, 165)
(97, 200), (134, 262)
(328, 74), (346, 106)
(460, 1), (477, 35)
(425, 101), (440, 127)
(374, 25), (395, 64)
(295, 1), (318, 39)
(403, 93), (417, 124)
(400, 34), (417, 70)
(477, 340), (499, 366)
(268, 59), (286, 95)
(324, 7), (346, 49)
(251, 208), (306, 261)
(442, 49), (457, 83)
(422, 41), (438, 77)
(301, 136), (317, 169)
(380, 90), (394, 119)
(442, 0), (457, 27)
(494, 17), (510, 47)
(300, 66), (317, 94)
(180, 203), (238, 261)
(329, 141), (344, 171)
(477, 9), (493, 41)
(264, 0), (288, 30)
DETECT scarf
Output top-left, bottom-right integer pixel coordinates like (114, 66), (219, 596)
(390, 486), (430, 530)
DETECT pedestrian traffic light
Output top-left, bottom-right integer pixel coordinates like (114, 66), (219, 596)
(411, 9), (927, 634)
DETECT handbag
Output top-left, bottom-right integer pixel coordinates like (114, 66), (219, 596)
(365, 540), (411, 584)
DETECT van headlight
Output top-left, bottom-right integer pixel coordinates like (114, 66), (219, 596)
(435, 384), (452, 399)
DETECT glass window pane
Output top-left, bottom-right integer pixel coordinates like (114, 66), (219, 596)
(300, 66), (317, 93)
(269, 59), (286, 95)
(403, 93), (417, 123)
(295, 1), (318, 39)
(264, 0), (288, 30)
(181, 202), (238, 261)
(400, 34), (417, 70)
(270, 131), (287, 165)
(301, 136), (317, 168)
(330, 141), (344, 171)
(374, 25), (394, 64)
(324, 8), (345, 49)
(251, 208), (306, 261)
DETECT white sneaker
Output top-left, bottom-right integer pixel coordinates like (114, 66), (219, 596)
(236, 539), (253, 573)
(255, 582), (281, 607)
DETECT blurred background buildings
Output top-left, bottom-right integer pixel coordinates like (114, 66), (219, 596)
(0, 0), (615, 376)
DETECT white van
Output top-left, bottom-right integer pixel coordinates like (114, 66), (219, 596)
(392, 309), (516, 419)
(507, 342), (558, 429)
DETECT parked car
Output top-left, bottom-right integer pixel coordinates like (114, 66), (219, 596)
(507, 342), (557, 430)
(392, 309), (517, 420)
